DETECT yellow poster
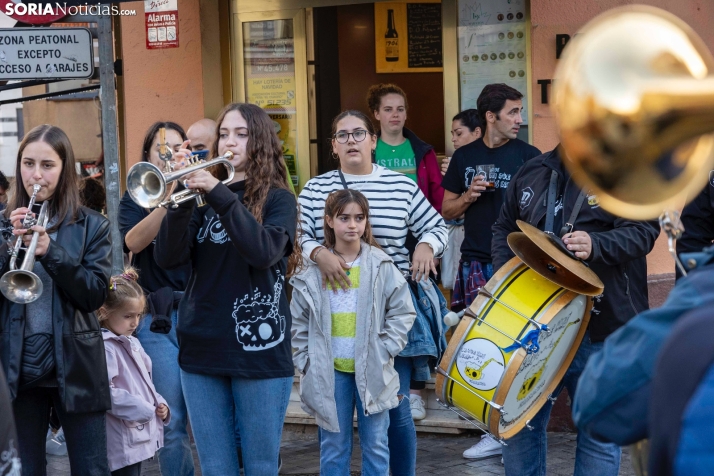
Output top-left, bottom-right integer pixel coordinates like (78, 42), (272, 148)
(245, 74), (296, 111)
(268, 110), (298, 187)
(243, 30), (299, 187)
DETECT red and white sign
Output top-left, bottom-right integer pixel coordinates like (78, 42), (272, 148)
(0, 0), (66, 25)
(145, 0), (178, 49)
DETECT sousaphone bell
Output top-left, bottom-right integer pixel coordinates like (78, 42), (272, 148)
(553, 5), (714, 220)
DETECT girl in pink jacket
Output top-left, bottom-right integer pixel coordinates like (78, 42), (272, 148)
(99, 269), (170, 476)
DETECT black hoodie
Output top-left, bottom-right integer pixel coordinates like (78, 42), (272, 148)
(154, 181), (297, 378)
(492, 147), (660, 342)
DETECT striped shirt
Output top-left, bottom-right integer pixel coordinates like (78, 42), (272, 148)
(298, 165), (448, 272)
(328, 257), (360, 372)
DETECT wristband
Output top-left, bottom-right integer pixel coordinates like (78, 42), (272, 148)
(312, 246), (326, 262)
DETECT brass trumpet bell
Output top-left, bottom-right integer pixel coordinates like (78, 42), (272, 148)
(126, 161), (167, 209)
(126, 152), (235, 209)
(553, 6), (714, 219)
(0, 269), (44, 304)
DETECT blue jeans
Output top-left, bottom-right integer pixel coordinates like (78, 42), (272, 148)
(319, 370), (390, 475)
(502, 332), (621, 476)
(181, 370), (292, 476)
(13, 386), (109, 475)
(136, 310), (194, 476)
(388, 356), (418, 476)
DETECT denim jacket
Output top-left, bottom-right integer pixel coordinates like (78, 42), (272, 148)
(573, 256), (714, 446)
(400, 278), (448, 359)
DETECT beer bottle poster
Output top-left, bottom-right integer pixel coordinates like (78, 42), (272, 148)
(374, 1), (443, 74)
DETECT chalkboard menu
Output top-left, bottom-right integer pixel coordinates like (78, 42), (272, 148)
(407, 3), (443, 68)
(375, 2), (443, 74)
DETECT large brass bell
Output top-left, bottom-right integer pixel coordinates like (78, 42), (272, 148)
(553, 5), (714, 220)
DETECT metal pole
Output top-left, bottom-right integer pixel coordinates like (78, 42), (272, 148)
(97, 14), (124, 275)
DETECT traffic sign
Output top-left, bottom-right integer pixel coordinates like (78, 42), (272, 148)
(0, 27), (93, 79)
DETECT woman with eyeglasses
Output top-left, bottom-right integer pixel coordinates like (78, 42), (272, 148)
(297, 109), (448, 475)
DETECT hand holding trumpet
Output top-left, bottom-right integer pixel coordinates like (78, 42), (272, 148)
(9, 207), (49, 257)
(182, 168), (221, 195)
(163, 140), (191, 199)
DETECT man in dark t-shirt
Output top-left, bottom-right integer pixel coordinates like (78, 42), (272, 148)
(441, 83), (541, 460)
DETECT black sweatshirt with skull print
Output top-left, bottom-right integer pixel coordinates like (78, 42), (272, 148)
(155, 180), (297, 378)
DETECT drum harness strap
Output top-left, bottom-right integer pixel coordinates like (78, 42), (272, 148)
(544, 170), (588, 239)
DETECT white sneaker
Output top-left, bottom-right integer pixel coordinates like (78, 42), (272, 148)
(462, 434), (502, 460)
(46, 428), (67, 456)
(410, 395), (427, 420)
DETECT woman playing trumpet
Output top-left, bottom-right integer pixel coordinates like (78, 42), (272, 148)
(154, 103), (302, 475)
(1, 124), (113, 475)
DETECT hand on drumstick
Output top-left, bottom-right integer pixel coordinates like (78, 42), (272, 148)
(562, 231), (592, 260)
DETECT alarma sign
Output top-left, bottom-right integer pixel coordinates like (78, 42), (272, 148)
(0, 28), (93, 79)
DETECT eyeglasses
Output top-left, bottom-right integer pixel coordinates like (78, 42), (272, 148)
(333, 129), (370, 144)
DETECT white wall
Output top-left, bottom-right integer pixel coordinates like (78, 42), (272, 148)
(0, 88), (22, 177)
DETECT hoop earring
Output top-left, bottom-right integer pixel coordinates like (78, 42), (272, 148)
(331, 151), (339, 161)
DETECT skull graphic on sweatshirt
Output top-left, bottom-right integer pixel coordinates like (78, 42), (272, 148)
(233, 273), (286, 351)
(197, 214), (231, 245)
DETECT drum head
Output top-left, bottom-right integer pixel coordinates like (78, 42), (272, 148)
(493, 292), (590, 438)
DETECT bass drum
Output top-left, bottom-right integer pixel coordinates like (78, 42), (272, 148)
(435, 257), (591, 439)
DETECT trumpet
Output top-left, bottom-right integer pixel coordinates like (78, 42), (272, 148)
(126, 151), (235, 209)
(0, 184), (50, 304)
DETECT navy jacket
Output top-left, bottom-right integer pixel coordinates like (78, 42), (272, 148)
(491, 147), (660, 342)
(649, 298), (714, 476)
(573, 255), (714, 445)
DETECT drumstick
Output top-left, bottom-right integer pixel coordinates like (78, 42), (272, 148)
(444, 309), (467, 327)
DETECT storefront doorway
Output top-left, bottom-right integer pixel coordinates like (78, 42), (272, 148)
(231, 0), (531, 188)
(232, 0), (462, 189)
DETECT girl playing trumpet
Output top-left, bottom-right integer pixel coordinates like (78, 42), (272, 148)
(154, 103), (302, 475)
(1, 124), (113, 474)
